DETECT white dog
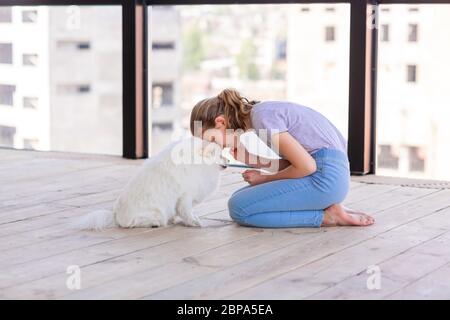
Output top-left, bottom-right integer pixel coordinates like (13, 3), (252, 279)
(75, 137), (223, 230)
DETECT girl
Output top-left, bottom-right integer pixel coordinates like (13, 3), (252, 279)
(190, 88), (375, 227)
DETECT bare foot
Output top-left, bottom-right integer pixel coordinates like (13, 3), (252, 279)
(322, 203), (375, 227)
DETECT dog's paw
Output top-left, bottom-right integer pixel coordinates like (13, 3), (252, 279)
(185, 217), (203, 228)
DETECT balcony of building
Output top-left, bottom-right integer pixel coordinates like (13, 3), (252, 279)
(1, 0), (450, 300)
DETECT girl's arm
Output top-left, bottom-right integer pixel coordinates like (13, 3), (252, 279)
(231, 144), (291, 171)
(242, 132), (317, 185)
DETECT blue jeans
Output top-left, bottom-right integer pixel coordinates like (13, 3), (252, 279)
(228, 148), (350, 228)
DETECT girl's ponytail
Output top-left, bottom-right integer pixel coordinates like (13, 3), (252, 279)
(217, 89), (258, 131)
(190, 88), (259, 136)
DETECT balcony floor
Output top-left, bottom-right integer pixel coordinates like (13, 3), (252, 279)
(1, 148), (450, 300)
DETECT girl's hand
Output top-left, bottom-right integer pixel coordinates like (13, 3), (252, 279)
(242, 170), (267, 186)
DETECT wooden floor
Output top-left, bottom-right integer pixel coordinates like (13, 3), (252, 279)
(1, 148), (450, 300)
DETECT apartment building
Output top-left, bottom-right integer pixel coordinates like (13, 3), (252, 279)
(0, 5), (181, 156)
(287, 4), (450, 180)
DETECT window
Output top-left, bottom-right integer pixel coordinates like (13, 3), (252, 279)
(381, 24), (389, 42)
(377, 4), (449, 181)
(325, 26), (335, 42)
(152, 123), (173, 131)
(77, 42), (90, 50)
(57, 84), (91, 95)
(23, 54), (38, 66)
(408, 146), (425, 172)
(78, 85), (91, 93)
(23, 97), (38, 109)
(275, 39), (287, 60)
(378, 145), (399, 169)
(22, 10), (38, 23)
(152, 83), (174, 108)
(0, 125), (16, 147)
(407, 65), (417, 83)
(23, 138), (39, 150)
(0, 84), (15, 106)
(152, 42), (175, 50)
(57, 41), (91, 50)
(150, 4), (350, 156)
(0, 7), (12, 23)
(0, 43), (12, 64)
(408, 24), (418, 42)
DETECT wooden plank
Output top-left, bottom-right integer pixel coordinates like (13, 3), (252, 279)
(59, 188), (443, 299)
(299, 230), (450, 300)
(385, 262), (450, 299)
(0, 180), (412, 298)
(0, 163), (137, 204)
(230, 207), (450, 300)
(0, 224), (259, 299)
(0, 180), (400, 264)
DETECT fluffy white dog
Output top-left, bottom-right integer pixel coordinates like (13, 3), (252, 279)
(75, 137), (223, 230)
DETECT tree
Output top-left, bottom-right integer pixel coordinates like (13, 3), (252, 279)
(182, 24), (204, 71)
(236, 39), (260, 81)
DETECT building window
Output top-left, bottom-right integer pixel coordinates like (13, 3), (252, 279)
(408, 24), (418, 42)
(407, 65), (417, 83)
(152, 42), (175, 50)
(57, 84), (91, 95)
(0, 84), (15, 106)
(57, 41), (91, 50)
(275, 39), (287, 60)
(22, 10), (38, 23)
(0, 7), (12, 23)
(408, 146), (425, 172)
(77, 85), (91, 93)
(23, 138), (39, 150)
(325, 26), (335, 42)
(381, 24), (389, 42)
(0, 43), (13, 64)
(23, 54), (38, 66)
(77, 42), (91, 50)
(152, 123), (173, 132)
(0, 125), (16, 147)
(152, 83), (173, 108)
(378, 145), (399, 169)
(23, 97), (38, 109)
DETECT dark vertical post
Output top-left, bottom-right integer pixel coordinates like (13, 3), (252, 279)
(348, 0), (378, 175)
(122, 0), (148, 159)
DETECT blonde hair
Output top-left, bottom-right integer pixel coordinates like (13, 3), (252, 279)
(190, 88), (259, 136)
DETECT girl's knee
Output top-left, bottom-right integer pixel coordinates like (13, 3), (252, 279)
(227, 193), (248, 224)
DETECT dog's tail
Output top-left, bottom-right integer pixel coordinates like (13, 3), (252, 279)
(72, 209), (116, 231)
